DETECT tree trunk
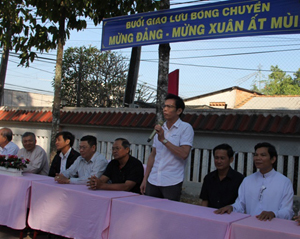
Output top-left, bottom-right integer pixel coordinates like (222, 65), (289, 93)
(50, 17), (65, 162)
(156, 0), (170, 123)
(76, 55), (82, 107)
(157, 44), (170, 122)
(0, 47), (10, 106)
(0, 21), (11, 106)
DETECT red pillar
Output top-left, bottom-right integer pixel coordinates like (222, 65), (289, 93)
(168, 69), (179, 96)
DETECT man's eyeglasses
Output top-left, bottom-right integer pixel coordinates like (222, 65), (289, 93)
(162, 104), (176, 109)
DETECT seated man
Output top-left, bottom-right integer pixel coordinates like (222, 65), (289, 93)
(215, 142), (294, 221)
(0, 127), (19, 155)
(17, 132), (49, 175)
(200, 144), (244, 209)
(55, 135), (107, 184)
(87, 138), (144, 193)
(49, 131), (80, 177)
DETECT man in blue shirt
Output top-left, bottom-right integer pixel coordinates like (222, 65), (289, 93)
(55, 135), (107, 185)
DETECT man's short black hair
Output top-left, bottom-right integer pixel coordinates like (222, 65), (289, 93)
(115, 138), (131, 149)
(22, 132), (36, 140)
(254, 142), (278, 160)
(213, 144), (234, 158)
(81, 135), (97, 149)
(56, 131), (75, 147)
(165, 93), (185, 117)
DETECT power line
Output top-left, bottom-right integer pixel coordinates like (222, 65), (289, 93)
(143, 48), (300, 61)
(8, 59), (54, 74)
(140, 59), (297, 74)
(136, 43), (300, 53)
(5, 83), (53, 94)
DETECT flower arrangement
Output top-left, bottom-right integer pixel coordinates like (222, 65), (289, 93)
(0, 155), (30, 170)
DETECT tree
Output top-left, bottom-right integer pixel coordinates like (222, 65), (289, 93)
(2, 0), (157, 159)
(135, 82), (156, 103)
(24, 0), (115, 160)
(29, 0), (158, 160)
(251, 66), (300, 95)
(0, 0), (44, 105)
(61, 46), (128, 107)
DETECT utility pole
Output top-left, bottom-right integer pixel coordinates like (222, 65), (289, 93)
(124, 47), (141, 108)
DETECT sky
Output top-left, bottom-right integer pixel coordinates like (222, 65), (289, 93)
(4, 0), (300, 100)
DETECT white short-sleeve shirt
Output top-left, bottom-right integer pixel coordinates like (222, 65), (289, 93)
(148, 118), (194, 186)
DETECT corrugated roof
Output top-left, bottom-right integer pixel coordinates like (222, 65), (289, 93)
(238, 96), (300, 110)
(0, 107), (300, 135)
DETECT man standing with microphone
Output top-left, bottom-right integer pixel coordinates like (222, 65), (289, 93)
(140, 93), (194, 201)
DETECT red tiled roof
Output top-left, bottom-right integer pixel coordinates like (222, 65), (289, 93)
(0, 107), (300, 135)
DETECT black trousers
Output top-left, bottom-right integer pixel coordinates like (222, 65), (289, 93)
(145, 181), (183, 201)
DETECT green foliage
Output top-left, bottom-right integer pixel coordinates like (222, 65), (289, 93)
(0, 1), (33, 50)
(251, 66), (300, 95)
(60, 46), (129, 107)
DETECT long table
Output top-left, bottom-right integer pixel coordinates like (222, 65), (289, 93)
(108, 196), (250, 239)
(228, 216), (300, 239)
(3, 173), (300, 239)
(28, 180), (137, 239)
(0, 173), (53, 230)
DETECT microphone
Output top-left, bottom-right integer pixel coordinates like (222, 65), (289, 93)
(147, 121), (164, 142)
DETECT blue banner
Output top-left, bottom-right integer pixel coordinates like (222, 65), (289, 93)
(101, 0), (300, 51)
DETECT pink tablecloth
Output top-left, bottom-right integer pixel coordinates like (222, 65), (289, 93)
(0, 173), (53, 229)
(108, 197), (250, 239)
(228, 216), (300, 239)
(28, 180), (137, 239)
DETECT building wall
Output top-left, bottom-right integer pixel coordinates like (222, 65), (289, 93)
(185, 88), (259, 109)
(185, 90), (237, 108)
(4, 89), (53, 107)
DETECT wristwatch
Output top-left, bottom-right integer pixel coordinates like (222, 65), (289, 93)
(162, 139), (168, 145)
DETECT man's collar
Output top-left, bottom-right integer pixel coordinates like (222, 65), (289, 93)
(60, 147), (72, 158)
(213, 166), (234, 179)
(164, 118), (182, 129)
(259, 168), (275, 177)
(82, 151), (97, 163)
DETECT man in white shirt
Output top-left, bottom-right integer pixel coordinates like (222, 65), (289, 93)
(215, 142), (294, 221)
(0, 127), (19, 155)
(55, 135), (108, 185)
(17, 132), (49, 175)
(140, 94), (194, 201)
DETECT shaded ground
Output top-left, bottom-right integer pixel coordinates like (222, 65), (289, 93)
(0, 226), (49, 239)
(180, 195), (201, 205)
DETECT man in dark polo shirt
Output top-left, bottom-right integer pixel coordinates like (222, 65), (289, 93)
(200, 144), (244, 209)
(87, 138), (144, 194)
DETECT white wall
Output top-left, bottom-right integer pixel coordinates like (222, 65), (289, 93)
(4, 89), (53, 107)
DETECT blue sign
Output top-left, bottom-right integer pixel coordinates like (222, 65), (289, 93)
(101, 0), (300, 51)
